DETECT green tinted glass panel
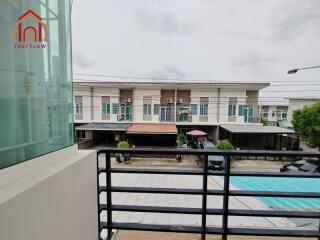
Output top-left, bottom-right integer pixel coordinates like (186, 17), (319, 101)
(238, 105), (245, 116)
(102, 103), (107, 114)
(112, 103), (119, 114)
(0, 1), (73, 169)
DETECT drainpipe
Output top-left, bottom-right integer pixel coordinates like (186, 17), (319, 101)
(217, 88), (220, 122)
(90, 86), (93, 121)
(174, 89), (177, 122)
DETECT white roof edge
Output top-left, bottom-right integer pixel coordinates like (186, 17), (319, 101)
(73, 80), (270, 85)
(286, 96), (320, 100)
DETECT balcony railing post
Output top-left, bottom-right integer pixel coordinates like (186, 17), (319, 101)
(318, 220), (320, 240)
(96, 148), (320, 239)
(106, 153), (113, 240)
(97, 153), (102, 240)
(222, 155), (231, 240)
(201, 154), (208, 240)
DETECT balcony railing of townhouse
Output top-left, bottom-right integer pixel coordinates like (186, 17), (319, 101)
(97, 148), (320, 240)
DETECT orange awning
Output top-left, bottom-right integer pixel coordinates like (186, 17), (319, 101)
(126, 123), (178, 135)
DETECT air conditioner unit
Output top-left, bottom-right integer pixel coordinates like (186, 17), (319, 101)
(178, 98), (183, 104)
(126, 98), (132, 103)
(168, 98), (173, 104)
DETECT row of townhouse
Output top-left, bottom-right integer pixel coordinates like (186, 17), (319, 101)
(73, 80), (269, 146)
(258, 97), (320, 126)
(259, 104), (289, 124)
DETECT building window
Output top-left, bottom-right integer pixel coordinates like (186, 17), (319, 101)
(228, 105), (236, 116)
(75, 102), (83, 114)
(282, 112), (287, 119)
(239, 105), (254, 122)
(101, 96), (110, 115)
(200, 104), (208, 116)
(191, 104), (197, 115)
(77, 130), (86, 139)
(238, 105), (243, 116)
(75, 96), (83, 114)
(102, 103), (110, 115)
(154, 104), (160, 115)
(112, 103), (119, 114)
(262, 112), (269, 119)
(143, 104), (152, 115)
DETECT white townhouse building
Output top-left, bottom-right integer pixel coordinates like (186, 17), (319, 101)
(73, 80), (269, 146)
(287, 96), (320, 125)
(259, 104), (289, 124)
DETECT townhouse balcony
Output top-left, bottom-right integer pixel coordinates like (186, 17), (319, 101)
(176, 104), (192, 122)
(97, 148), (320, 240)
(158, 104), (175, 122)
(2, 146), (320, 240)
(118, 90), (133, 122)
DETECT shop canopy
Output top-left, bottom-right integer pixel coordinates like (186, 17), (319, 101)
(75, 123), (131, 131)
(220, 124), (294, 134)
(126, 123), (178, 135)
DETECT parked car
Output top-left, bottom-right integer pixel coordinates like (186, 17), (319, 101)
(201, 140), (225, 171)
(280, 159), (320, 173)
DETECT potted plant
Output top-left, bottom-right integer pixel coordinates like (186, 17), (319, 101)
(217, 139), (234, 150)
(176, 133), (186, 161)
(116, 140), (130, 163)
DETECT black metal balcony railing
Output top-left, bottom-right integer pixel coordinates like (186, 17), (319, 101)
(97, 148), (320, 240)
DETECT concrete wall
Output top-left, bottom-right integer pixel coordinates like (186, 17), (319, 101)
(0, 145), (98, 240)
(246, 90), (259, 122)
(191, 89), (218, 123)
(92, 87), (119, 122)
(260, 105), (289, 122)
(73, 85), (91, 123)
(219, 89), (246, 123)
(73, 85), (120, 123)
(133, 89), (161, 122)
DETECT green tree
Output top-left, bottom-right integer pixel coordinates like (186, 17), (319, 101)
(217, 139), (234, 150)
(292, 102), (320, 149)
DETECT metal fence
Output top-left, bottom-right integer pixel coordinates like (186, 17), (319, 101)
(97, 148), (320, 240)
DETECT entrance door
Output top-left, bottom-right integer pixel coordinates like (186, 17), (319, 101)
(243, 106), (254, 123)
(125, 104), (131, 121)
(119, 104), (132, 121)
(160, 105), (172, 122)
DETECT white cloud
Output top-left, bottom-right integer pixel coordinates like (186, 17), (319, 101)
(71, 0), (320, 101)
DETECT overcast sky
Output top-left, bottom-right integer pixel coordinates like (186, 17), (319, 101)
(71, 0), (320, 104)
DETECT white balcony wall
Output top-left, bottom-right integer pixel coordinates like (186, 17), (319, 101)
(92, 87), (119, 122)
(73, 85), (91, 123)
(0, 146), (97, 240)
(267, 105), (278, 122)
(190, 90), (219, 123)
(219, 89), (247, 123)
(133, 89), (161, 122)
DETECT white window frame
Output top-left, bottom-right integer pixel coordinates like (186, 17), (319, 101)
(200, 104), (208, 116)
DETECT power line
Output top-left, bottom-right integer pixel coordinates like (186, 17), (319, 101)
(73, 73), (320, 83)
(2, 67), (318, 83)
